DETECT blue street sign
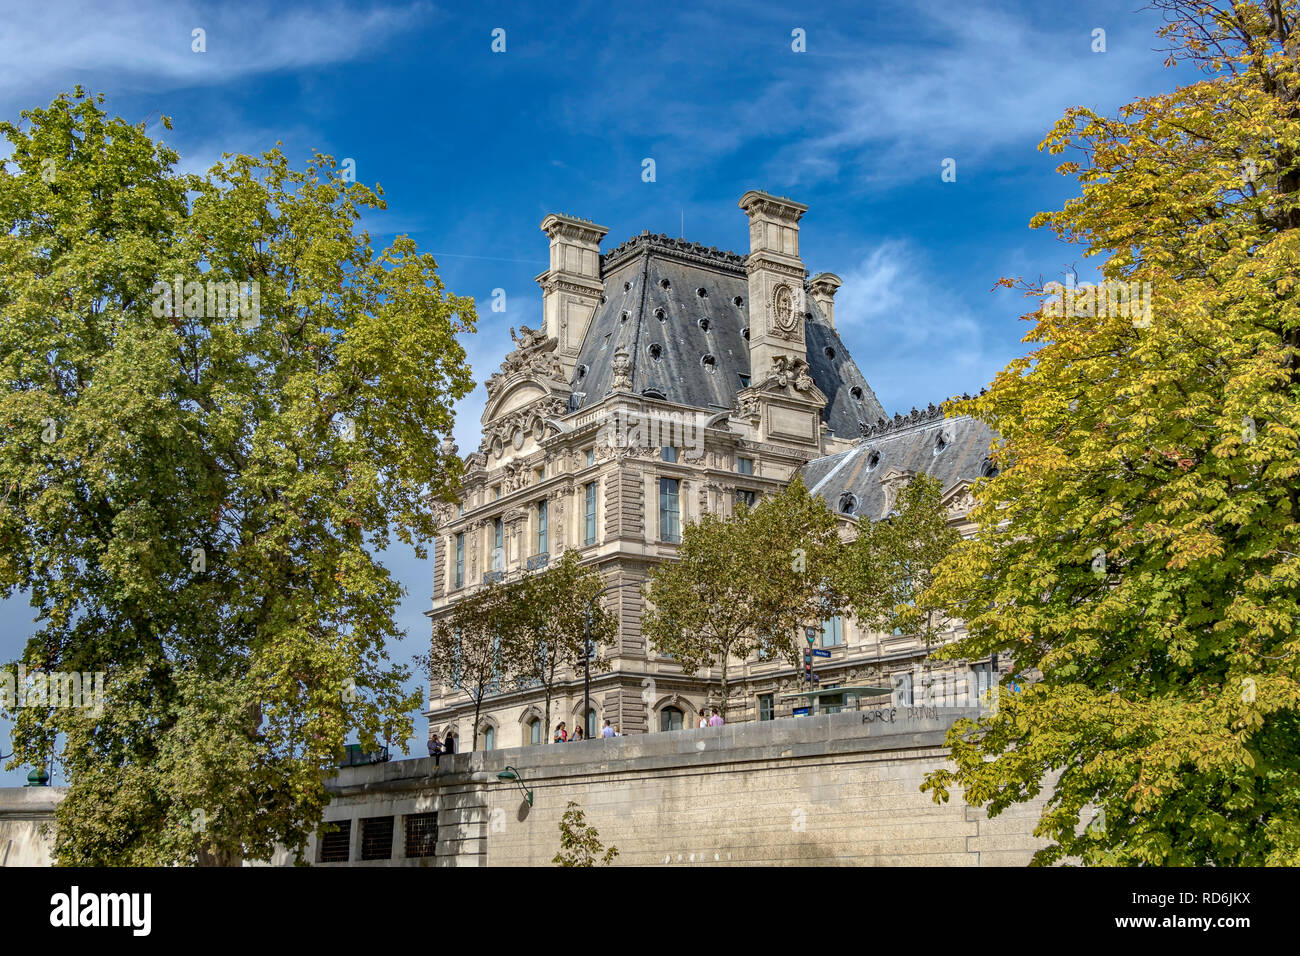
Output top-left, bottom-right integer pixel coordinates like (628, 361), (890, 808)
(812, 649), (831, 658)
(793, 706), (810, 717)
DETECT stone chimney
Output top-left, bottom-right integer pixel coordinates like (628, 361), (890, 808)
(735, 191), (825, 451)
(738, 191), (809, 379)
(808, 272), (843, 330)
(536, 213), (608, 378)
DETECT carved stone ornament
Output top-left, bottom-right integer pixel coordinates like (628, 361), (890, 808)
(770, 355), (813, 393)
(484, 324), (565, 400)
(611, 344), (633, 391)
(770, 283), (799, 339)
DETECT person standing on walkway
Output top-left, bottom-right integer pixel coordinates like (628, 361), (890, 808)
(601, 719), (615, 738)
(708, 708), (724, 727)
(697, 709), (708, 729)
(554, 721), (567, 743)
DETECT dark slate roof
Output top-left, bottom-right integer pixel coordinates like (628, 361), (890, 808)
(566, 233), (886, 437)
(800, 404), (998, 521)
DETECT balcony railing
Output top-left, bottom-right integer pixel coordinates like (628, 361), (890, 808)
(482, 571), (504, 585)
(526, 552), (550, 571)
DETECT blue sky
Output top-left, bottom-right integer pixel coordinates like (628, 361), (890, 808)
(0, 0), (1191, 783)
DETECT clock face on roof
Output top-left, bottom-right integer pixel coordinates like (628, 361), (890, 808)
(771, 284), (797, 335)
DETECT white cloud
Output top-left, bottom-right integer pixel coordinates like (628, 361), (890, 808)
(834, 240), (1016, 412)
(0, 1), (429, 104)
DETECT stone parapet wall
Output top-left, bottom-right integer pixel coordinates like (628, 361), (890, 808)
(311, 707), (1052, 866)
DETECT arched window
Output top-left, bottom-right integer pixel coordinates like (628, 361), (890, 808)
(527, 718), (541, 746)
(660, 706), (684, 732)
(482, 726), (495, 751)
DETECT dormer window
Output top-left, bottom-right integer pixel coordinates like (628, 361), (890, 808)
(648, 343), (663, 360)
(660, 278), (671, 290)
(733, 296), (744, 307)
(696, 287), (708, 298)
(838, 493), (859, 516)
(654, 307), (666, 321)
(701, 353), (716, 371)
(850, 386), (863, 400)
(824, 347), (836, 361)
(698, 317), (710, 332)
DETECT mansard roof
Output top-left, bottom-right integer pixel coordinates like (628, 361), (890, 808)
(800, 401), (998, 521)
(564, 232), (886, 438)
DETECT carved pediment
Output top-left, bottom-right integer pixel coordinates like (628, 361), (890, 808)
(482, 326), (570, 420)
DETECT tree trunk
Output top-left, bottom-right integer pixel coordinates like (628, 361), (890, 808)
(472, 694), (482, 752)
(719, 655), (729, 720)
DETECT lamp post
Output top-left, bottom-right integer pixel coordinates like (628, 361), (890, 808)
(583, 584), (617, 740)
(497, 766), (533, 806)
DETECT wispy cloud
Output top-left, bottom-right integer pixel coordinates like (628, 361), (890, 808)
(0, 0), (429, 105)
(835, 240), (1017, 411)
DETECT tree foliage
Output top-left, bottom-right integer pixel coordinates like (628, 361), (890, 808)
(919, 2), (1300, 865)
(552, 800), (618, 867)
(642, 476), (843, 715)
(841, 473), (960, 649)
(0, 91), (475, 864)
(500, 549), (617, 740)
(417, 581), (511, 752)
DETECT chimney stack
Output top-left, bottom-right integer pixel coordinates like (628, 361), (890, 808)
(536, 213), (608, 378)
(808, 272), (843, 329)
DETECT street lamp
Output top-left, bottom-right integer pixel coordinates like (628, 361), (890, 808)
(497, 766), (533, 806)
(583, 584), (617, 741)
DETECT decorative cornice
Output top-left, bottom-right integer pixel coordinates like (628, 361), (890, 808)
(601, 231), (749, 275)
(857, 397), (984, 440)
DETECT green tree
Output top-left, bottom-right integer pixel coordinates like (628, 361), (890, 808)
(0, 91), (475, 865)
(643, 476), (843, 717)
(503, 549), (617, 741)
(552, 800), (618, 866)
(840, 473), (960, 650)
(417, 581), (512, 752)
(919, 2), (1300, 865)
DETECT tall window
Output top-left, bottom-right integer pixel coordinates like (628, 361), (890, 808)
(454, 533), (464, 589)
(735, 489), (757, 509)
(482, 726), (495, 751)
(493, 518), (503, 571)
(659, 477), (680, 543)
(894, 671), (914, 707)
(821, 616), (843, 647)
(737, 457), (754, 475)
(584, 448), (595, 468)
(584, 482), (597, 546)
(661, 446), (678, 463)
(758, 693), (774, 721)
(660, 707), (683, 732)
(972, 662), (995, 703)
(528, 719), (541, 746)
(536, 500), (548, 555)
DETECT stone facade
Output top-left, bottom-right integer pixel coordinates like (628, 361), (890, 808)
(426, 191), (1003, 752)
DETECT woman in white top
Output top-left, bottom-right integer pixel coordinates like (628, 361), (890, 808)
(698, 710), (708, 729)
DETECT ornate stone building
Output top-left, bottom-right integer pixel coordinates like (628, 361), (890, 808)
(425, 191), (1003, 749)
